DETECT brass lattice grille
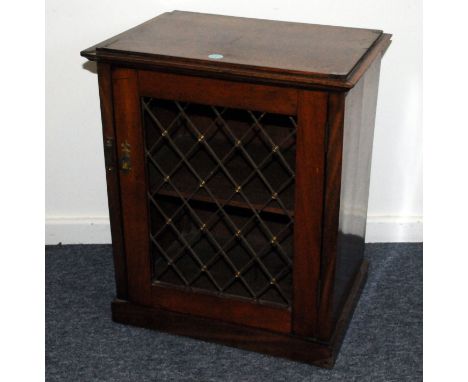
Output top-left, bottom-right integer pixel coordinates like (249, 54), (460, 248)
(142, 97), (296, 307)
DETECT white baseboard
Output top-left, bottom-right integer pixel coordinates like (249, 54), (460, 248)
(45, 217), (111, 245)
(45, 215), (422, 245)
(365, 216), (422, 243)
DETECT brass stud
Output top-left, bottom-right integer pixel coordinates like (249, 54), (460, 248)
(272, 145), (279, 153)
(167, 260), (173, 265)
(164, 175), (170, 182)
(235, 185), (242, 193)
(271, 236), (277, 245)
(200, 223), (207, 232)
(234, 271), (241, 278)
(166, 218), (172, 225)
(270, 278), (277, 285)
(161, 130), (168, 137)
(235, 230), (242, 238)
(199, 180), (206, 188)
(271, 192), (278, 200)
(235, 139), (242, 146)
(201, 265), (207, 272)
(198, 134), (205, 142)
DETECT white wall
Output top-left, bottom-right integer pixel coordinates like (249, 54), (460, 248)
(45, 0), (422, 244)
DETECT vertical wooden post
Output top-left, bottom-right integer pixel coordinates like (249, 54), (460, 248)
(97, 63), (128, 299)
(112, 68), (152, 306)
(317, 92), (346, 340)
(292, 90), (328, 336)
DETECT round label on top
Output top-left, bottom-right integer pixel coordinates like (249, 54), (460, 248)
(208, 53), (224, 59)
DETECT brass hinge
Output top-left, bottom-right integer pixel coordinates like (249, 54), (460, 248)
(103, 137), (115, 172)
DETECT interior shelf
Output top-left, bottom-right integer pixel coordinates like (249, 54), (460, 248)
(152, 187), (294, 217)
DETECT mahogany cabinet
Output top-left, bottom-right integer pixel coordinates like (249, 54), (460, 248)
(81, 11), (391, 368)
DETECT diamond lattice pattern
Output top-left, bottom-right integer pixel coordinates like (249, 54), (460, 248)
(142, 97), (297, 307)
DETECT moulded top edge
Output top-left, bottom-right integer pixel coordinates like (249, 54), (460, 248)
(81, 11), (392, 90)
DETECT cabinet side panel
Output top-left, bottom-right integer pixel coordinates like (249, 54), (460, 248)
(97, 63), (128, 299)
(332, 57), (382, 322)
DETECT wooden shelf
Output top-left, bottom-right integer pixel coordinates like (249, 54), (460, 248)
(154, 187), (294, 218)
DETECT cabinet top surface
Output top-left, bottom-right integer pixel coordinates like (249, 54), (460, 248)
(81, 11), (391, 89)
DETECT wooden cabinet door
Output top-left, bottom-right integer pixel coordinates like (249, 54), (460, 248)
(112, 67), (326, 335)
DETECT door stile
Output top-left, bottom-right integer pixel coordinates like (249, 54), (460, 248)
(316, 92), (346, 340)
(112, 68), (152, 306)
(97, 63), (128, 299)
(292, 90), (328, 337)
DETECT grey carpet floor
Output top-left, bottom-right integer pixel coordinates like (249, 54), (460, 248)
(45, 243), (422, 382)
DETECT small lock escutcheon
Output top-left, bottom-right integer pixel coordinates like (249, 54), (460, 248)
(120, 140), (132, 173)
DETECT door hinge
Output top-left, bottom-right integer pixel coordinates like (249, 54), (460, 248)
(103, 137), (115, 173)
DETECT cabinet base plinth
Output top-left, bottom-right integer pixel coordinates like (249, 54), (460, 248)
(111, 260), (368, 368)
